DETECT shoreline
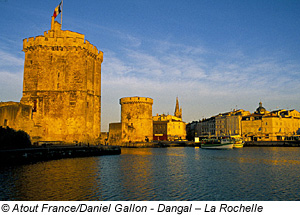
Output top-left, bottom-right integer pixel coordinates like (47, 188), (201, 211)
(116, 140), (300, 148)
(0, 145), (121, 166)
(244, 141), (300, 147)
(1, 140), (299, 166)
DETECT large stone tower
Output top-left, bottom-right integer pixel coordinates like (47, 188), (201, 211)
(20, 19), (103, 143)
(120, 97), (153, 143)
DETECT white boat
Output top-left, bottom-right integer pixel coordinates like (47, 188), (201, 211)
(200, 138), (234, 149)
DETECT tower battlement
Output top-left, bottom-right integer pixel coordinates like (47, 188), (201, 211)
(23, 22), (103, 61)
(120, 97), (153, 105)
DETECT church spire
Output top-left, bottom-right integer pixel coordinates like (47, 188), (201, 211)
(174, 97), (182, 119)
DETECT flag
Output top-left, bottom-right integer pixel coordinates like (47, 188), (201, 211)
(53, 2), (62, 18)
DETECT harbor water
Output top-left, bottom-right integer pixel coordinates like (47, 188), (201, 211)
(1, 147), (300, 201)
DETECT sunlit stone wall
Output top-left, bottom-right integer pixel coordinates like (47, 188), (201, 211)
(120, 97), (153, 143)
(19, 21), (103, 144)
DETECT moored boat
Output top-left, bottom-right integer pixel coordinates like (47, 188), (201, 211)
(231, 135), (244, 148)
(200, 138), (234, 149)
(233, 142), (244, 148)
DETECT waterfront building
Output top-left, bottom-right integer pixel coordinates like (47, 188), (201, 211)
(153, 98), (186, 141)
(0, 17), (103, 144)
(186, 117), (216, 141)
(108, 96), (153, 145)
(188, 102), (300, 142)
(242, 105), (300, 141)
(153, 114), (186, 141)
(195, 117), (216, 138)
(186, 121), (198, 141)
(215, 109), (250, 137)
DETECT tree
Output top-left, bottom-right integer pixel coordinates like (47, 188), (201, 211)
(0, 127), (31, 150)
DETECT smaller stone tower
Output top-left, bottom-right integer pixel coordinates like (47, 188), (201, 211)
(120, 97), (153, 143)
(174, 97), (182, 119)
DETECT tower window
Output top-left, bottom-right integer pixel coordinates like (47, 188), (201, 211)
(33, 100), (37, 112)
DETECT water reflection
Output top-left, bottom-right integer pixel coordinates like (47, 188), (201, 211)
(229, 147), (300, 165)
(1, 147), (300, 201)
(0, 157), (102, 200)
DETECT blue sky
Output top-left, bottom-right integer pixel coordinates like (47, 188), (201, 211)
(1, 0), (300, 131)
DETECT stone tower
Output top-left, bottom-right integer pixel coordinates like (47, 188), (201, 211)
(120, 97), (153, 143)
(174, 97), (182, 119)
(20, 19), (103, 143)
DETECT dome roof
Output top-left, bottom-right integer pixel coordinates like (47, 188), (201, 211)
(255, 102), (266, 114)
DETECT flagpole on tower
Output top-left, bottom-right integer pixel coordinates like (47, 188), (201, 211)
(52, 1), (62, 29)
(61, 0), (63, 28)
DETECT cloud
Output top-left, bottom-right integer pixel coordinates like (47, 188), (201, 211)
(0, 70), (23, 102)
(0, 49), (23, 67)
(0, 48), (24, 102)
(105, 36), (300, 90)
(100, 34), (300, 129)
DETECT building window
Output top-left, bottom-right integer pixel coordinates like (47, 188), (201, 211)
(4, 119), (8, 127)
